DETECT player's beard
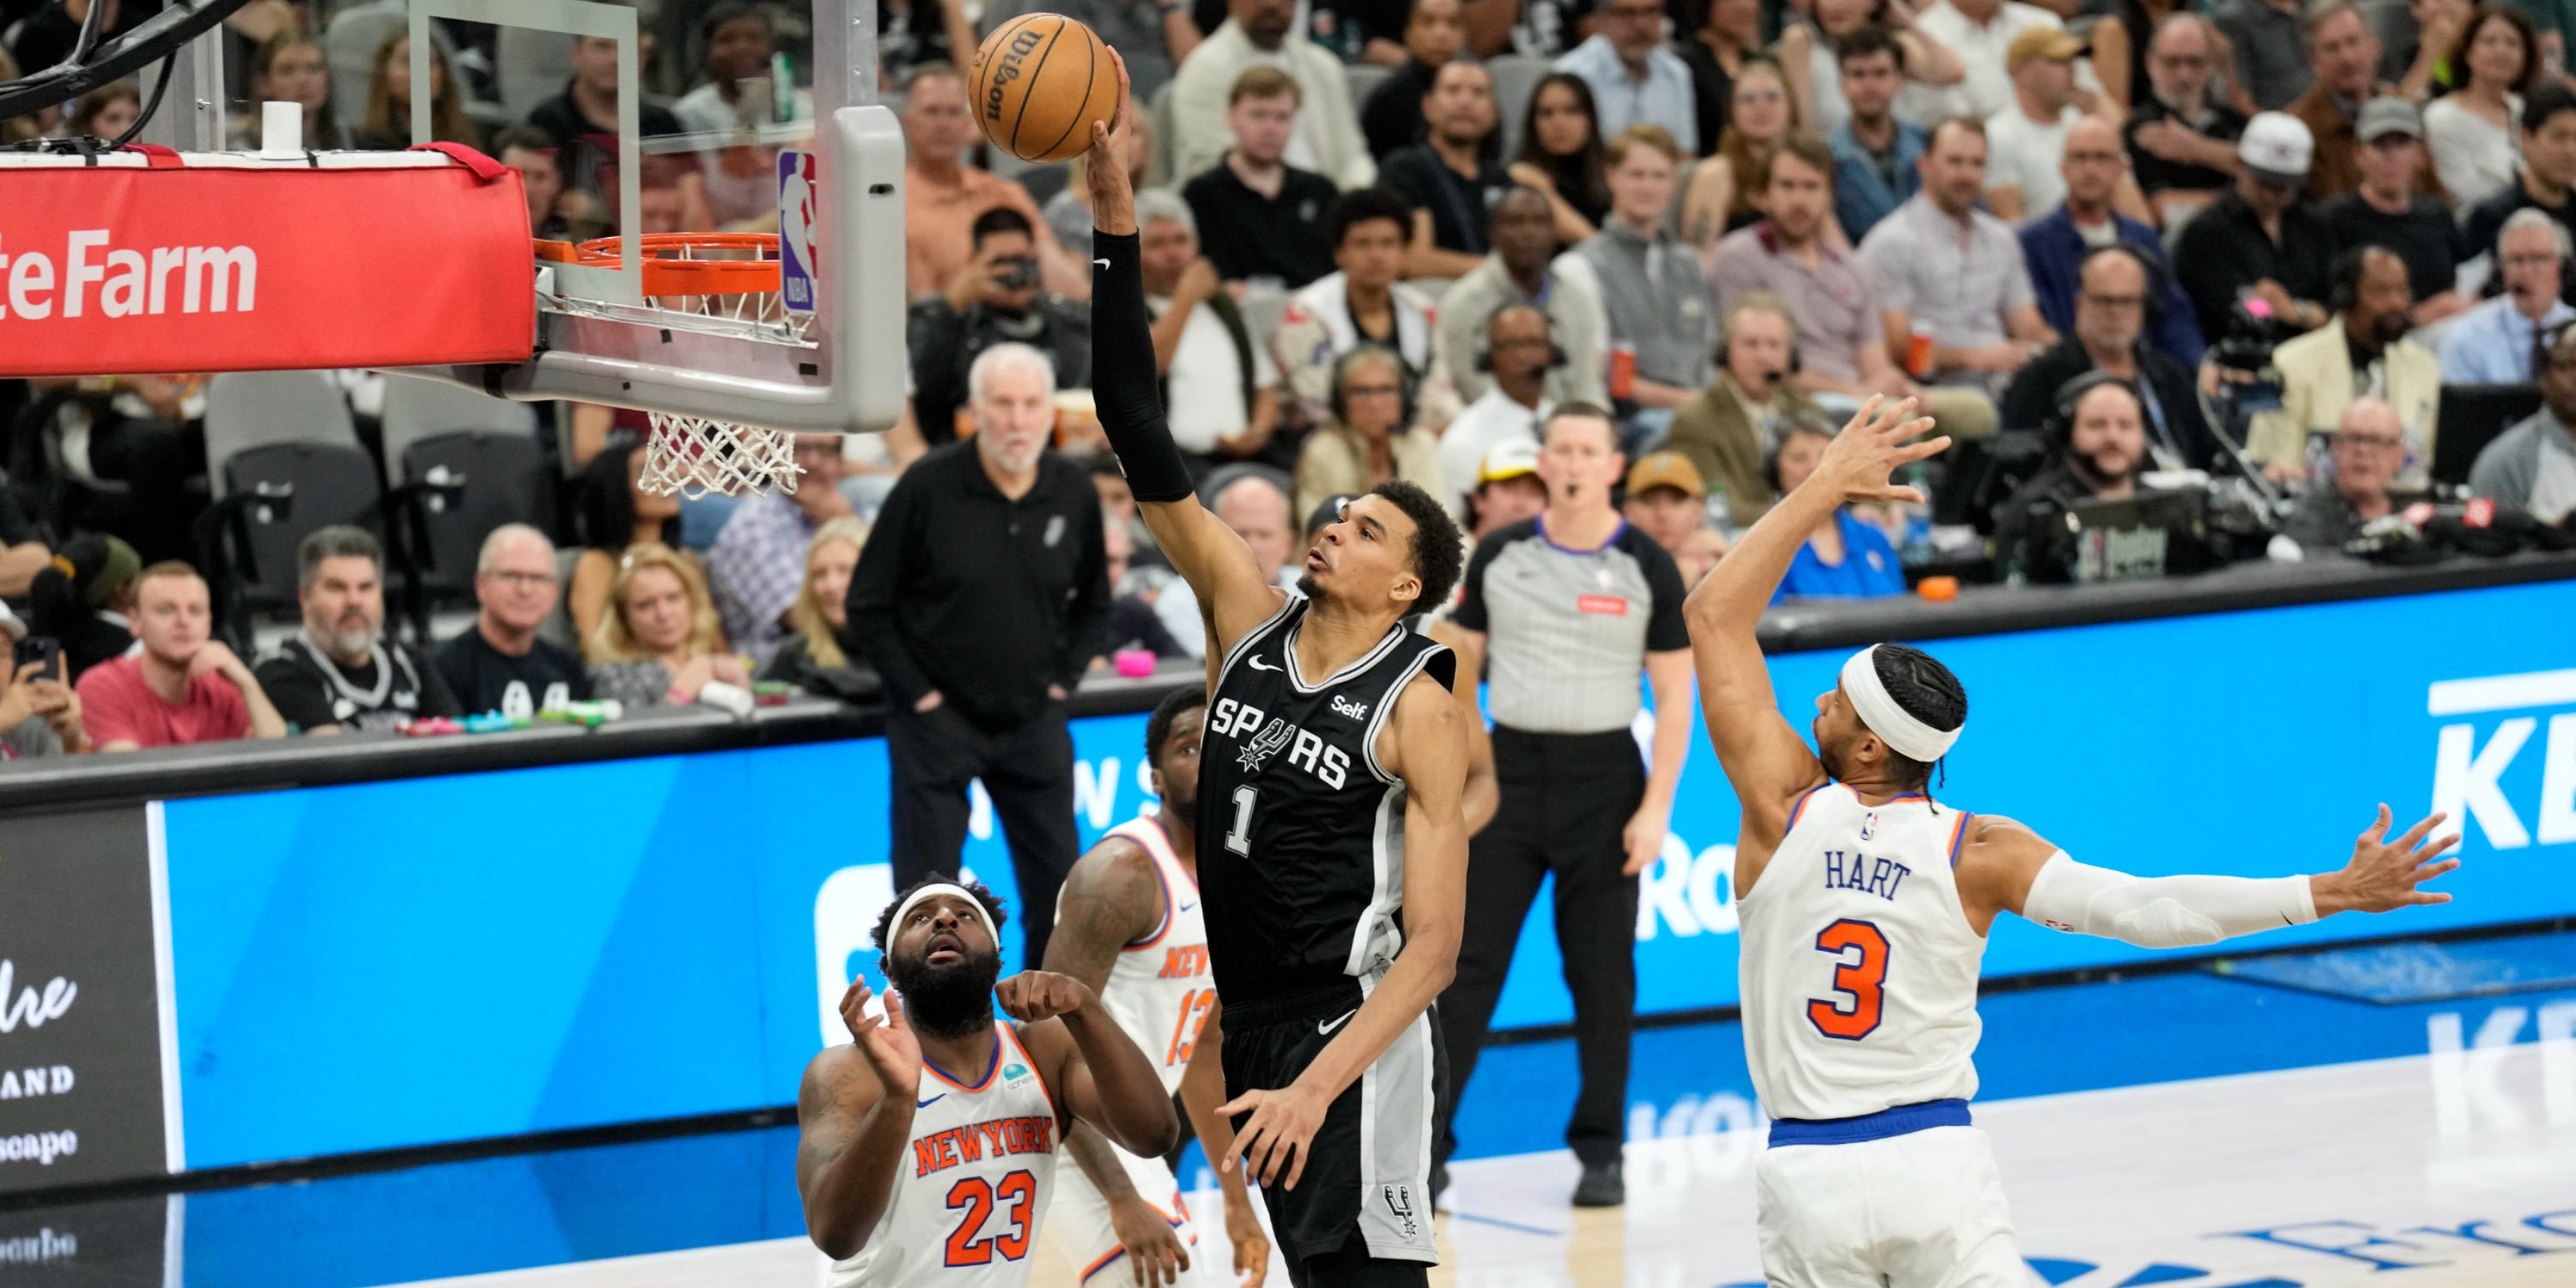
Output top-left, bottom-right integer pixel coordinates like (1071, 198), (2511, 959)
(1160, 781), (1199, 833)
(1296, 569), (1326, 603)
(885, 947), (1001, 1041)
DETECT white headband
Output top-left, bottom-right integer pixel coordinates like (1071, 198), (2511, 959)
(1840, 646), (1961, 763)
(888, 882), (999, 952)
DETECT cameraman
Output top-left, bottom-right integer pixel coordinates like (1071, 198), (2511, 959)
(1993, 373), (2151, 578)
(908, 207), (1093, 442)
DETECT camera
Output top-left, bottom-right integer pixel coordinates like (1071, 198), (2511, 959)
(993, 255), (1040, 291)
(2209, 296), (2289, 413)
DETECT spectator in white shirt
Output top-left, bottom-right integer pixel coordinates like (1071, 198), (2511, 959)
(1168, 0), (1376, 189)
(1438, 304), (1559, 516)
(1903, 0), (2070, 124)
(1552, 0), (1700, 154)
(1136, 188), (1283, 466)
(1984, 27), (2088, 223)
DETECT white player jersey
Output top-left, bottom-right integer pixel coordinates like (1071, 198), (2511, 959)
(1740, 783), (1988, 1122)
(828, 1024), (1061, 1288)
(1071, 817), (1217, 1093)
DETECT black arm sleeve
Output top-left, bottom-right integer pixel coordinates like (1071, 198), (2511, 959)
(1091, 230), (1199, 503)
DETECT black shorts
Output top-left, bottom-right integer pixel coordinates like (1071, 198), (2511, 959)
(1221, 992), (1443, 1265)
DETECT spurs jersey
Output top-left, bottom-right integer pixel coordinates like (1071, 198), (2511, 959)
(1199, 597), (1455, 1019)
(1740, 783), (1986, 1122)
(1066, 817), (1216, 1090)
(828, 1024), (1060, 1288)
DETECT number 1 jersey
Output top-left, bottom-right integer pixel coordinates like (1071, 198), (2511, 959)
(1198, 598), (1454, 1019)
(1739, 784), (1988, 1122)
(828, 1024), (1059, 1287)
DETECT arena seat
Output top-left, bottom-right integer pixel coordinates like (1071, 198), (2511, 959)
(400, 433), (555, 605)
(1490, 55), (1552, 164)
(218, 442), (383, 614)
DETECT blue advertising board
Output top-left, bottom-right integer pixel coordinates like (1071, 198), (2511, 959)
(157, 580), (2576, 1170)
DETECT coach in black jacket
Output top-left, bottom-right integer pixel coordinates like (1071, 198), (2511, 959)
(846, 342), (1111, 967)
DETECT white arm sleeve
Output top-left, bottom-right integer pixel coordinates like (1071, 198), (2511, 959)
(2020, 852), (2318, 949)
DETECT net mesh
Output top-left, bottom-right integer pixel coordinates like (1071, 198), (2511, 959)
(640, 410), (800, 497)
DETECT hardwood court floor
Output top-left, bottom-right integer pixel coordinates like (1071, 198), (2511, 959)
(374, 1040), (2576, 1288)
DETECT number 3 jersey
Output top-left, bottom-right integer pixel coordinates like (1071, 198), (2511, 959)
(1199, 598), (1454, 1019)
(828, 1024), (1060, 1288)
(1739, 783), (1989, 1123)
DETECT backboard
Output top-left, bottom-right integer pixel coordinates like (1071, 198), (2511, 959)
(333, 0), (907, 436)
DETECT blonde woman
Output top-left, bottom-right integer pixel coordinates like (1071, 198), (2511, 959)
(352, 33), (479, 150)
(761, 517), (877, 700)
(586, 544), (750, 709)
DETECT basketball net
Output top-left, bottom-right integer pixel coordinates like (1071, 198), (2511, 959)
(641, 411), (800, 498)
(549, 232), (811, 496)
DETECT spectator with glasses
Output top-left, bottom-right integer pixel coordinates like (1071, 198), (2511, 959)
(2002, 246), (2217, 468)
(2123, 13), (2247, 229)
(2470, 325), (2576, 523)
(1552, 0), (1699, 154)
(2284, 399), (2421, 548)
(2438, 210), (2575, 385)
(708, 434), (860, 665)
(434, 525), (593, 716)
(1296, 348), (1445, 519)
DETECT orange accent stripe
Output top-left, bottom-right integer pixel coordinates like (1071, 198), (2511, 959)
(1002, 1024), (1062, 1128)
(1947, 811), (1973, 866)
(1080, 1248), (1127, 1282)
(1786, 784), (1829, 831)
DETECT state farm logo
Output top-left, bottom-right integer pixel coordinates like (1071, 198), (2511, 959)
(2427, 668), (2576, 848)
(0, 960), (75, 1035)
(0, 232), (258, 320)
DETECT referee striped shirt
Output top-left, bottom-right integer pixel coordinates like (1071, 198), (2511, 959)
(1454, 517), (1689, 734)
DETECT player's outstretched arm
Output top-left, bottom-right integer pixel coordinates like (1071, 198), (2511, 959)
(1085, 49), (1286, 659)
(1041, 840), (1195, 1285)
(1222, 675), (1466, 1190)
(795, 981), (921, 1259)
(1004, 971), (1181, 1159)
(1954, 805), (2463, 943)
(1180, 1002), (1272, 1286)
(1682, 396), (1946, 838)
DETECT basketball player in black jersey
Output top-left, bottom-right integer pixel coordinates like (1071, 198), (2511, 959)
(1082, 52), (1473, 1288)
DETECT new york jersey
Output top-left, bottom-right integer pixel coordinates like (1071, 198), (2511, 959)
(828, 1024), (1060, 1288)
(1199, 598), (1455, 1018)
(1739, 784), (1987, 1122)
(1063, 817), (1216, 1091)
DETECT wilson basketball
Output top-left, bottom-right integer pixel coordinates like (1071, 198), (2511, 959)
(968, 14), (1119, 164)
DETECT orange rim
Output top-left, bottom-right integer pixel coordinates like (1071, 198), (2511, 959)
(572, 232), (782, 297)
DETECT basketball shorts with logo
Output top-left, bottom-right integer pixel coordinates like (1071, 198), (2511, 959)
(1051, 1142), (1212, 1286)
(1756, 1124), (2033, 1288)
(1219, 993), (1440, 1265)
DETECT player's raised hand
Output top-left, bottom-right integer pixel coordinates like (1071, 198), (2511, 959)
(1812, 395), (1947, 506)
(996, 970), (1097, 1024)
(1084, 47), (1137, 234)
(840, 981), (921, 1098)
(2316, 805), (2463, 915)
(1218, 1082), (1327, 1191)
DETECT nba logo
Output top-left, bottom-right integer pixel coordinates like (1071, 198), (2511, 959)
(778, 150), (819, 314)
(1860, 811), (1878, 841)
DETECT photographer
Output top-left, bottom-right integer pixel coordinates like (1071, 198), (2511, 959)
(908, 207), (1092, 444)
(1993, 373), (2153, 579)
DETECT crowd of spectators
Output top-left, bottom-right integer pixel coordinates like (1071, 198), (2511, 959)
(8, 0), (2576, 767)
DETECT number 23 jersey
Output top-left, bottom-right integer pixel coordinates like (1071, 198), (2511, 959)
(828, 1024), (1059, 1287)
(1738, 784), (1988, 1122)
(1199, 598), (1455, 1017)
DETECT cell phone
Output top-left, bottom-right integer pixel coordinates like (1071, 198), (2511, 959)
(13, 635), (61, 684)
(995, 256), (1041, 291)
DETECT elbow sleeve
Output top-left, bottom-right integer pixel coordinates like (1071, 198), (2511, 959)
(2022, 852), (2316, 949)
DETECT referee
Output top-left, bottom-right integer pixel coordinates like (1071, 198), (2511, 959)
(1435, 404), (1695, 1208)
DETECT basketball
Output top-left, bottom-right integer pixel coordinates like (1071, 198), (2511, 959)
(968, 14), (1120, 164)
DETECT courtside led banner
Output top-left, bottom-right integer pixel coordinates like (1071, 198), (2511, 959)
(0, 145), (533, 376)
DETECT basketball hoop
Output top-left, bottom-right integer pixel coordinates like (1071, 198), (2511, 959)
(563, 232), (812, 496)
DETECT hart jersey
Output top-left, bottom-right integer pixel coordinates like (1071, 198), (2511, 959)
(1740, 783), (1986, 1123)
(1198, 597), (1455, 1022)
(828, 1024), (1060, 1288)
